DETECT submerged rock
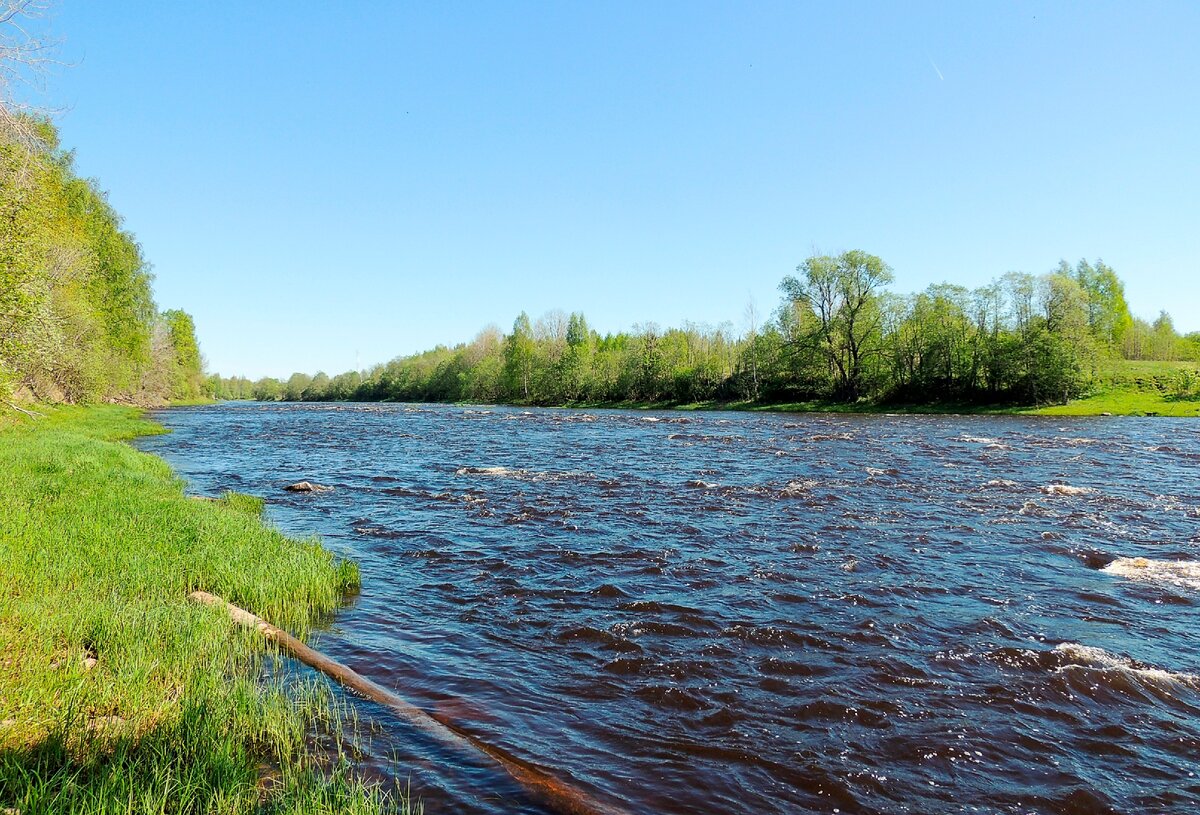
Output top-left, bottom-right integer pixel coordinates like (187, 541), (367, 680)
(284, 481), (331, 493)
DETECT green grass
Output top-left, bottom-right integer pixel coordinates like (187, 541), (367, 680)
(215, 490), (268, 517)
(0, 405), (409, 814)
(1093, 358), (1199, 386)
(1023, 388), (1200, 416)
(1024, 360), (1200, 416)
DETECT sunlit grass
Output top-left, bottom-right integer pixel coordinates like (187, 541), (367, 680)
(0, 405), (410, 814)
(1024, 389), (1200, 416)
(1026, 360), (1200, 415)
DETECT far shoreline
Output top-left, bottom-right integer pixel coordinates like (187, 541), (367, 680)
(170, 390), (1200, 418)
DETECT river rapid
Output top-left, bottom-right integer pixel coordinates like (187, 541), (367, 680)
(138, 403), (1200, 814)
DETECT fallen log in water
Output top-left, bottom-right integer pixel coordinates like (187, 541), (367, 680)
(188, 590), (627, 815)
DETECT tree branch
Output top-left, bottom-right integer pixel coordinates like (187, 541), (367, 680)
(5, 400), (44, 417)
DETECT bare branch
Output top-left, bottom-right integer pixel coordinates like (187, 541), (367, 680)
(5, 400), (44, 417)
(0, 0), (59, 146)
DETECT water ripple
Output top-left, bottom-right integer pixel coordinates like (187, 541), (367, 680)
(139, 404), (1200, 815)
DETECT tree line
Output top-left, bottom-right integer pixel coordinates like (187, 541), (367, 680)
(0, 114), (204, 403)
(213, 251), (1199, 408)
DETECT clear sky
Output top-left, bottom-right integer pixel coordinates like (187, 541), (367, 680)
(21, 1), (1200, 378)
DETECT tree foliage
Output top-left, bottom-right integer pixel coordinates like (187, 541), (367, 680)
(0, 115), (203, 402)
(779, 250), (894, 399)
(218, 253), (1187, 409)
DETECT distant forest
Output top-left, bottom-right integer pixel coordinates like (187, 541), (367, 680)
(214, 252), (1200, 408)
(1, 115), (204, 404)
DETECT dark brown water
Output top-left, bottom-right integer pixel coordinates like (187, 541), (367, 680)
(139, 403), (1200, 814)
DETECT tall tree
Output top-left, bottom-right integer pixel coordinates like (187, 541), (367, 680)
(503, 312), (535, 400)
(558, 312), (593, 401)
(284, 372), (312, 401)
(740, 300), (761, 401)
(161, 308), (204, 399)
(779, 250), (894, 399)
(1072, 259), (1132, 349)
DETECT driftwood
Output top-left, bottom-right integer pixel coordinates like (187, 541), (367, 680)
(188, 590), (628, 815)
(4, 401), (44, 418)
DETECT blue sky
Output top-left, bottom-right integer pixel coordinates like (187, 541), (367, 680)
(23, 1), (1200, 378)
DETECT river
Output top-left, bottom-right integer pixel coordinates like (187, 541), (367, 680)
(138, 403), (1200, 814)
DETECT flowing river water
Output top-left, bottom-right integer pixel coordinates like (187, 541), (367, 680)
(138, 403), (1200, 814)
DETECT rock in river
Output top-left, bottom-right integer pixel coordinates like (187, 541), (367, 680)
(284, 481), (331, 493)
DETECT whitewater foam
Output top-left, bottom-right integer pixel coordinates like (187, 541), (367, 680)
(1053, 642), (1200, 687)
(1041, 484), (1095, 496)
(453, 465), (587, 484)
(1101, 557), (1200, 591)
(456, 465), (525, 477)
(780, 480), (820, 497)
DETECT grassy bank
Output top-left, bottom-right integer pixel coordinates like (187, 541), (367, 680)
(0, 406), (403, 814)
(1024, 390), (1200, 417)
(1023, 360), (1200, 417)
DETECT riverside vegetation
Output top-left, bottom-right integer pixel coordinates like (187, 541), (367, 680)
(1, 14), (402, 811)
(1, 3), (1197, 810)
(0, 405), (411, 814)
(0, 115), (205, 405)
(215, 253), (1200, 416)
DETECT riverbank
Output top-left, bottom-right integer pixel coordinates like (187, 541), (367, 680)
(1026, 360), (1200, 416)
(258, 362), (1197, 417)
(0, 405), (403, 813)
(270, 390), (1199, 418)
(564, 361), (1199, 416)
(569, 390), (1199, 417)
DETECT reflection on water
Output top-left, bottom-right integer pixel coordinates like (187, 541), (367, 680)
(139, 404), (1200, 814)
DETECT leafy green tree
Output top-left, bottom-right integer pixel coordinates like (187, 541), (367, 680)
(771, 292), (828, 396)
(284, 372), (312, 401)
(162, 309), (204, 399)
(303, 371), (331, 400)
(253, 377), (284, 401)
(1152, 311), (1181, 361)
(503, 312), (536, 400)
(1, 112), (180, 403)
(891, 284), (976, 399)
(1071, 259), (1132, 350)
(233, 253), (1157, 412)
(458, 326), (504, 401)
(326, 370), (362, 400)
(1182, 332), (1200, 362)
(557, 312), (593, 401)
(779, 250), (894, 399)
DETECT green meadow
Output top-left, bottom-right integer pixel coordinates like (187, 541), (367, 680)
(0, 406), (406, 814)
